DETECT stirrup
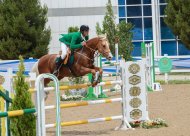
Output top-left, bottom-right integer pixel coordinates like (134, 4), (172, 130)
(53, 58), (62, 76)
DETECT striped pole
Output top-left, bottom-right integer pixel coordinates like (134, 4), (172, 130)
(0, 68), (13, 136)
(0, 98), (122, 117)
(102, 88), (121, 93)
(102, 73), (120, 77)
(102, 61), (118, 65)
(29, 80), (122, 93)
(0, 108), (36, 118)
(45, 115), (122, 128)
(45, 98), (122, 110)
(0, 91), (6, 136)
(102, 62), (120, 67)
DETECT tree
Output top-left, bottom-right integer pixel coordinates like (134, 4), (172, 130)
(0, 0), (51, 60)
(117, 21), (134, 61)
(164, 0), (190, 49)
(96, 0), (134, 60)
(101, 0), (117, 55)
(95, 22), (103, 35)
(68, 26), (79, 33)
(9, 56), (36, 136)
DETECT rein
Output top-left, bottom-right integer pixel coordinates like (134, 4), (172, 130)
(75, 38), (100, 64)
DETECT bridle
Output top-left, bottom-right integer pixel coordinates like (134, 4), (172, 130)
(75, 37), (107, 64)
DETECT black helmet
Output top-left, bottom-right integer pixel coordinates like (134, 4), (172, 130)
(80, 25), (89, 32)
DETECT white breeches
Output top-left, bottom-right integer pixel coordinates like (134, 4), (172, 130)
(61, 43), (68, 59)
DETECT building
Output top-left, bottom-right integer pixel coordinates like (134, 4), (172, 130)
(41, 0), (190, 56)
(40, 0), (118, 54)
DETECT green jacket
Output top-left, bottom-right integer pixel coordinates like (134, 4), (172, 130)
(59, 32), (89, 50)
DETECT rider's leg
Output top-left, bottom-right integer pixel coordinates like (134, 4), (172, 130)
(54, 43), (67, 75)
(60, 43), (67, 60)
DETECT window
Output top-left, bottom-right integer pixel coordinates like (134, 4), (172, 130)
(161, 41), (177, 55)
(127, 6), (142, 17)
(143, 0), (151, 4)
(126, 0), (141, 5)
(119, 6), (126, 17)
(118, 0), (125, 5)
(144, 18), (153, 40)
(128, 18), (143, 40)
(178, 41), (190, 55)
(143, 6), (152, 16)
(160, 17), (175, 39)
(132, 42), (142, 56)
(160, 5), (166, 16)
(160, 0), (166, 3)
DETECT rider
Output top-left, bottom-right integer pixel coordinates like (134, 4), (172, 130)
(54, 25), (89, 74)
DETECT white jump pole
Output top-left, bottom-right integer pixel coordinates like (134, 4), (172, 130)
(36, 74), (61, 136)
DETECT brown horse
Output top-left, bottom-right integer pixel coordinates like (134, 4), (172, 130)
(32, 35), (112, 87)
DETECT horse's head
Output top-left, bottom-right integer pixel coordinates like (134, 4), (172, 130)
(97, 35), (113, 61)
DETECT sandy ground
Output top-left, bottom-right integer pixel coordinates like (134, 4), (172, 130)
(43, 84), (190, 136)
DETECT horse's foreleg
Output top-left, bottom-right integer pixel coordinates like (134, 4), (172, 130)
(92, 66), (103, 75)
(77, 66), (98, 87)
(92, 66), (103, 83)
(78, 66), (96, 76)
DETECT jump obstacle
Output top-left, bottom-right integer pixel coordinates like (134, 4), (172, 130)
(85, 44), (121, 100)
(0, 60), (149, 136)
(141, 42), (161, 91)
(85, 42), (161, 101)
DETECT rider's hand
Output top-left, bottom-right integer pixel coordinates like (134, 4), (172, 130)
(82, 42), (86, 46)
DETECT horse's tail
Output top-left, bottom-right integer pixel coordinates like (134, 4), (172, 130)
(31, 61), (39, 76)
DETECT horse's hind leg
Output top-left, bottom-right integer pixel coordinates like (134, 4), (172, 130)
(44, 78), (52, 100)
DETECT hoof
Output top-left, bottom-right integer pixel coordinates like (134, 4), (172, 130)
(44, 91), (49, 100)
(92, 81), (98, 87)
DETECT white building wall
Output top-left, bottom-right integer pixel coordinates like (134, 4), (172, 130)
(40, 0), (118, 54)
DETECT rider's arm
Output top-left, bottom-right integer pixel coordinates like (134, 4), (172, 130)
(70, 35), (83, 50)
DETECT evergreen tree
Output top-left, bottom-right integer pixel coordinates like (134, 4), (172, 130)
(95, 22), (103, 35)
(164, 0), (190, 49)
(117, 21), (134, 61)
(95, 0), (134, 60)
(102, 0), (117, 55)
(9, 56), (36, 136)
(0, 0), (51, 59)
(68, 26), (79, 33)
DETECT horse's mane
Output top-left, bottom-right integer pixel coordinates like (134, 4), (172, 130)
(87, 34), (107, 43)
(97, 34), (107, 40)
(74, 34), (108, 53)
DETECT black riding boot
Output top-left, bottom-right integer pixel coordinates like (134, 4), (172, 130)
(53, 56), (63, 75)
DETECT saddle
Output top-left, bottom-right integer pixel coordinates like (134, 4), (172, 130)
(59, 48), (71, 65)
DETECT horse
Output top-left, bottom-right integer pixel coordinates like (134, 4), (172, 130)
(32, 35), (113, 89)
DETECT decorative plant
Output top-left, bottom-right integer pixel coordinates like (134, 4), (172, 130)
(9, 56), (36, 136)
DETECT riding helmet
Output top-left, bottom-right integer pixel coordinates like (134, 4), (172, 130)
(80, 25), (89, 32)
